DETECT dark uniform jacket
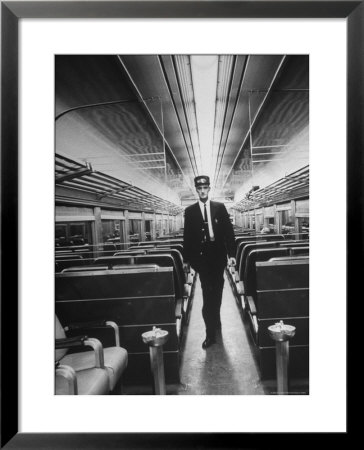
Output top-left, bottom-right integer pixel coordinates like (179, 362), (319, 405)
(183, 200), (236, 267)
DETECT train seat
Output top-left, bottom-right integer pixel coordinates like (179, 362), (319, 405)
(60, 347), (128, 392)
(243, 248), (290, 299)
(94, 255), (134, 268)
(238, 241), (281, 281)
(135, 254), (185, 301)
(235, 247), (289, 312)
(246, 259), (309, 378)
(55, 254), (84, 272)
(145, 248), (191, 284)
(158, 244), (184, 255)
(290, 246), (309, 256)
(235, 239), (265, 275)
(55, 266), (180, 384)
(55, 315), (128, 393)
(56, 364), (109, 395)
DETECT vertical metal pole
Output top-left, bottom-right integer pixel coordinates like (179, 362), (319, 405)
(149, 346), (166, 395)
(248, 92), (254, 177)
(275, 340), (289, 394)
(160, 98), (167, 184)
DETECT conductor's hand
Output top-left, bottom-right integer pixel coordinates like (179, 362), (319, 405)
(183, 262), (190, 273)
(228, 257), (236, 267)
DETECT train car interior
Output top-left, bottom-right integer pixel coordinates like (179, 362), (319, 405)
(55, 54), (309, 395)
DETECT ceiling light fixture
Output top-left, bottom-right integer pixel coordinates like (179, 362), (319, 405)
(190, 55), (218, 181)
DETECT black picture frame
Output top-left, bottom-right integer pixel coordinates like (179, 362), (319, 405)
(1, 1), (358, 447)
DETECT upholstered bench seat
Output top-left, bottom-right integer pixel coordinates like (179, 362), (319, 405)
(61, 347), (128, 391)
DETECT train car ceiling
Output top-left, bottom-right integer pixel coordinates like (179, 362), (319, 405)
(55, 55), (309, 211)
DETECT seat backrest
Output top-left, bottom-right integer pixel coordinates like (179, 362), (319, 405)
(269, 256), (309, 262)
(158, 243), (184, 254)
(55, 267), (175, 328)
(93, 256), (134, 269)
(56, 255), (85, 272)
(290, 246), (309, 256)
(146, 248), (184, 271)
(265, 234), (285, 241)
(255, 259), (309, 347)
(235, 237), (280, 268)
(244, 248), (289, 296)
(114, 250), (146, 256)
(103, 243), (120, 255)
(256, 258), (308, 291)
(112, 264), (160, 271)
(239, 242), (280, 278)
(135, 254), (183, 299)
(235, 239), (266, 269)
(56, 254), (83, 261)
(279, 241), (309, 248)
(62, 266), (109, 273)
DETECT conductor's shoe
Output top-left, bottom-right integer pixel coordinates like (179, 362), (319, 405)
(202, 337), (216, 349)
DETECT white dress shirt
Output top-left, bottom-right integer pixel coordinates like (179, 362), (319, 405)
(199, 199), (215, 240)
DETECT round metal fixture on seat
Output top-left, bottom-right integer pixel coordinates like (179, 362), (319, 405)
(268, 320), (296, 395)
(142, 327), (169, 347)
(268, 320), (296, 342)
(142, 327), (169, 395)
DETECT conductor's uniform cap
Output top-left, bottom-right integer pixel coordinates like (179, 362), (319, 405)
(194, 175), (210, 187)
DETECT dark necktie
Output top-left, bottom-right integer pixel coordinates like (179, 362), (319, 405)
(203, 203), (210, 242)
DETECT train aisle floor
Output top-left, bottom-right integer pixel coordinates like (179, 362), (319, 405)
(123, 271), (309, 395)
(176, 272), (266, 395)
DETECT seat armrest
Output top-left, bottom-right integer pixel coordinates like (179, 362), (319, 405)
(186, 273), (193, 285)
(183, 283), (191, 297)
(65, 319), (120, 347)
(55, 335), (88, 349)
(105, 321), (120, 347)
(84, 338), (105, 368)
(175, 298), (183, 319)
(55, 336), (105, 368)
(56, 364), (78, 395)
(246, 296), (257, 315)
(236, 281), (244, 295)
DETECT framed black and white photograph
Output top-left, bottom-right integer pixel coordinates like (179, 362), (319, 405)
(1, 0), (357, 447)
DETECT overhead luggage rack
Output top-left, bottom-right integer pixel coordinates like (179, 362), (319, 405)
(233, 165), (309, 211)
(55, 153), (184, 215)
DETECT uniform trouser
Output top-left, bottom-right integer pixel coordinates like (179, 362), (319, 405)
(193, 242), (226, 339)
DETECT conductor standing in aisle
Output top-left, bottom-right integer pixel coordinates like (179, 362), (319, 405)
(183, 176), (236, 349)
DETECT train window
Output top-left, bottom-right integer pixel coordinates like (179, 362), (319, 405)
(102, 219), (123, 242)
(145, 220), (152, 241)
(55, 222), (92, 246)
(255, 215), (263, 231)
(281, 210), (295, 234)
(155, 219), (162, 238)
(298, 217), (309, 239)
(129, 219), (142, 242)
(268, 218), (275, 232)
(55, 224), (67, 240)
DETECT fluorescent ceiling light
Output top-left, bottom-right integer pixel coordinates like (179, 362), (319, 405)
(190, 55), (218, 180)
